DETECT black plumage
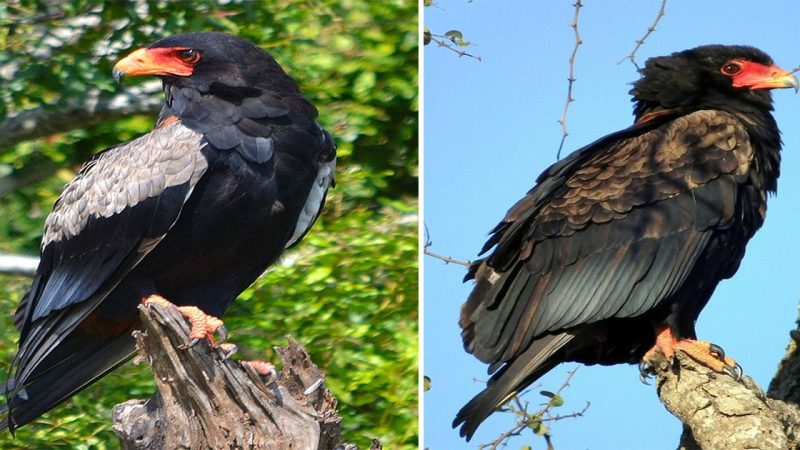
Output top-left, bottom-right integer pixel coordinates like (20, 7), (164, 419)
(453, 45), (797, 440)
(2, 32), (336, 431)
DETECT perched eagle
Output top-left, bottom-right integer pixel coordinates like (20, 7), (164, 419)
(2, 32), (336, 430)
(453, 45), (797, 440)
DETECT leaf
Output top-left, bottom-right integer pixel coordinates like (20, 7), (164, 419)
(550, 394), (564, 407)
(444, 30), (463, 42)
(540, 390), (555, 399)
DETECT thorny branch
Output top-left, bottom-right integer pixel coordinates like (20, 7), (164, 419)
(556, 0), (583, 161)
(618, 0), (667, 69)
(425, 32), (482, 61)
(479, 367), (588, 450)
(423, 224), (470, 268)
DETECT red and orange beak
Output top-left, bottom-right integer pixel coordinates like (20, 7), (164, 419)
(113, 47), (194, 82)
(732, 61), (799, 92)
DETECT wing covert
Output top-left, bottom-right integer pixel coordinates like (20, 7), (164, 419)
(16, 122), (207, 337)
(462, 110), (753, 366)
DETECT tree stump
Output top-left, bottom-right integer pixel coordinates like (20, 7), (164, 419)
(112, 303), (362, 450)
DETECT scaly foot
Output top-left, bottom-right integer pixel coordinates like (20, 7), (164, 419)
(242, 360), (277, 380)
(639, 326), (742, 382)
(142, 294), (228, 348)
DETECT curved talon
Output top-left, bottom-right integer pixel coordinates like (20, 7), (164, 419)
(219, 343), (238, 359)
(638, 360), (654, 384)
(723, 362), (743, 381)
(708, 343), (726, 360)
(217, 324), (228, 344)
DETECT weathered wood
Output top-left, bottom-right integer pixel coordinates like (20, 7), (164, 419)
(112, 303), (360, 450)
(650, 349), (800, 450)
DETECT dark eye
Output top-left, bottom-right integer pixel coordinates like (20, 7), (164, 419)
(720, 62), (742, 76)
(177, 49), (202, 64)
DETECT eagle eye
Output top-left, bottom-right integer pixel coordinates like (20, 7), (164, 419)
(177, 49), (202, 64)
(720, 62), (742, 76)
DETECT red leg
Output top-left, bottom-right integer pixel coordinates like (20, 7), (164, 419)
(143, 295), (227, 347)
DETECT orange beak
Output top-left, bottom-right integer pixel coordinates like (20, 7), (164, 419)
(732, 62), (799, 92)
(113, 47), (194, 82)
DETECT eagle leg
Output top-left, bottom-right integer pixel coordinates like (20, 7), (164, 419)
(142, 295), (227, 348)
(640, 326), (743, 381)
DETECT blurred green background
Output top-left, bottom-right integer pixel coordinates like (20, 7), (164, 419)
(0, 0), (417, 448)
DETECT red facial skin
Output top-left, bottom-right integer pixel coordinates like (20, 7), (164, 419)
(726, 60), (799, 91)
(113, 47), (199, 78)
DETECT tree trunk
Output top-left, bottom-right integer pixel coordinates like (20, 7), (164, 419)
(112, 303), (364, 450)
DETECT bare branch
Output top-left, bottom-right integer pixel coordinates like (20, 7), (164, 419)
(423, 224), (471, 267)
(480, 367), (586, 450)
(556, 0), (583, 160)
(618, 0), (667, 69)
(0, 81), (162, 152)
(423, 248), (471, 267)
(426, 33), (482, 61)
(0, 254), (39, 276)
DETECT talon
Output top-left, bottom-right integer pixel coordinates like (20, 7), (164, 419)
(142, 294), (171, 310)
(708, 343), (725, 360)
(217, 324), (228, 344)
(638, 360), (654, 384)
(723, 362), (743, 381)
(181, 338), (200, 349)
(219, 343), (239, 359)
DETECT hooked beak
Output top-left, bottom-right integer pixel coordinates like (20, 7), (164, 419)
(733, 63), (800, 93)
(112, 47), (193, 83)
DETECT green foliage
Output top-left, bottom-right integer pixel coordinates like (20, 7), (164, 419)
(0, 0), (417, 448)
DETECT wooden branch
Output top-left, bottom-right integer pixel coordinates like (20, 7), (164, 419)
(556, 0), (583, 160)
(650, 349), (800, 449)
(0, 81), (162, 152)
(0, 254), (38, 276)
(618, 0), (668, 69)
(112, 303), (361, 450)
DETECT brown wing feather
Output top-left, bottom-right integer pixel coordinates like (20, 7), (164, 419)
(461, 110), (753, 366)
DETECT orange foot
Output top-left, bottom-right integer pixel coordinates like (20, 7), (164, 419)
(639, 326), (742, 383)
(143, 295), (227, 348)
(242, 360), (277, 380)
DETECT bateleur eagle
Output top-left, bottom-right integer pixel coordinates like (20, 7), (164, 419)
(453, 45), (797, 440)
(1, 32), (336, 431)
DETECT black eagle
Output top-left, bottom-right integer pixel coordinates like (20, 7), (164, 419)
(454, 45), (797, 440)
(2, 32), (336, 431)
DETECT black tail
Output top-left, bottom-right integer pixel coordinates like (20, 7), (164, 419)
(453, 332), (574, 441)
(1, 331), (134, 431)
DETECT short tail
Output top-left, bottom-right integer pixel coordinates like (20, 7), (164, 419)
(1, 331), (134, 431)
(453, 332), (574, 441)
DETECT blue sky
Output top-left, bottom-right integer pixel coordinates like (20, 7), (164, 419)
(423, 1), (800, 449)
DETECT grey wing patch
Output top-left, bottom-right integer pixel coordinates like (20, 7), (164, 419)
(285, 156), (336, 249)
(42, 122), (207, 247)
